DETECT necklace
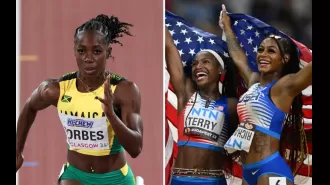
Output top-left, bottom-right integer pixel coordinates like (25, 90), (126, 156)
(77, 71), (108, 96)
(198, 92), (213, 108)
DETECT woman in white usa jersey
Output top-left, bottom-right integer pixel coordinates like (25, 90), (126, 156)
(219, 5), (312, 185)
(165, 26), (241, 185)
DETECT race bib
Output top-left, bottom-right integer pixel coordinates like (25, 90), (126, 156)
(224, 121), (255, 153)
(59, 113), (110, 150)
(184, 105), (225, 142)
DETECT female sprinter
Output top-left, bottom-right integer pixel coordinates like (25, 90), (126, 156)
(16, 14), (143, 185)
(220, 5), (312, 185)
(165, 27), (239, 185)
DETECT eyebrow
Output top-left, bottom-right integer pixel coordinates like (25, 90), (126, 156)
(259, 45), (278, 50)
(267, 46), (278, 50)
(194, 56), (213, 61)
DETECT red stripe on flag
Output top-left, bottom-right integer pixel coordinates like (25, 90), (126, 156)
(302, 95), (312, 105)
(166, 100), (178, 127)
(302, 109), (312, 119)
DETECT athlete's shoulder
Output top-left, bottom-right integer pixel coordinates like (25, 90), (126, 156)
(113, 75), (140, 98)
(59, 71), (78, 82)
(38, 78), (60, 102)
(38, 78), (60, 92)
(114, 79), (141, 107)
(109, 72), (127, 86)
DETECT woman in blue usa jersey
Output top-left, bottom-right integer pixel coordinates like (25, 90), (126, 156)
(219, 5), (312, 185)
(165, 27), (241, 185)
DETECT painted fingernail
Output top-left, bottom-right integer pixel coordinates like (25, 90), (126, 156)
(95, 96), (98, 99)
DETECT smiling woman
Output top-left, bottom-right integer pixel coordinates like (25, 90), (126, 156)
(220, 5), (312, 185)
(16, 14), (143, 185)
(165, 26), (241, 185)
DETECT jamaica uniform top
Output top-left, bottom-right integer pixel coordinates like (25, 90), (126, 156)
(57, 71), (126, 156)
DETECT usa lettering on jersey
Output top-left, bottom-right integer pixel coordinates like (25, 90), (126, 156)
(239, 85), (263, 103)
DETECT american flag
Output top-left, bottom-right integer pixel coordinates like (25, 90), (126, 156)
(165, 10), (312, 183)
(165, 10), (230, 76)
(224, 13), (312, 72)
(164, 81), (177, 185)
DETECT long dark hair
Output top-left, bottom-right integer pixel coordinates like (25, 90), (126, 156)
(218, 52), (241, 178)
(268, 35), (308, 176)
(221, 53), (240, 100)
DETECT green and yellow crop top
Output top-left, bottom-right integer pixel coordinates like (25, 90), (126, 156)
(57, 71), (126, 156)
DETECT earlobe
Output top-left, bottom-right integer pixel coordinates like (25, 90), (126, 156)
(284, 55), (290, 63)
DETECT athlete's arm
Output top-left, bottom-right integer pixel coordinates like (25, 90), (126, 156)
(219, 5), (260, 87)
(107, 81), (143, 158)
(16, 79), (59, 154)
(165, 27), (194, 101)
(271, 62), (312, 112)
(276, 62), (312, 98)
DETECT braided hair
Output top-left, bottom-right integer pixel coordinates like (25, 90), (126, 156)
(74, 14), (133, 49)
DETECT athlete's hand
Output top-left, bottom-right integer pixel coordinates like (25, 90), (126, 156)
(96, 75), (114, 116)
(16, 153), (24, 172)
(219, 4), (231, 30)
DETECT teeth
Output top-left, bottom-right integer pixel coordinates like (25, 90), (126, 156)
(260, 60), (270, 64)
(197, 72), (207, 77)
